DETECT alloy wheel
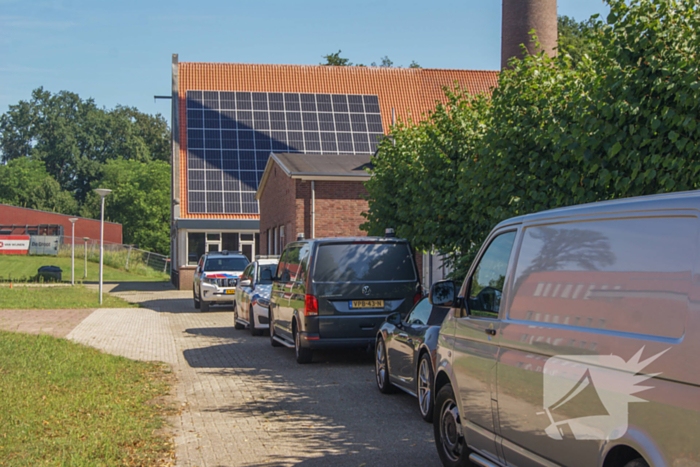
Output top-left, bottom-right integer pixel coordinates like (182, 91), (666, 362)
(376, 340), (387, 389)
(418, 358), (431, 417)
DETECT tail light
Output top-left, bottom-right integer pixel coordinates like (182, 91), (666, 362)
(305, 295), (319, 316)
(413, 291), (422, 305)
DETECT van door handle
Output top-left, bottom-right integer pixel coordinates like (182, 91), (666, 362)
(485, 329), (497, 336)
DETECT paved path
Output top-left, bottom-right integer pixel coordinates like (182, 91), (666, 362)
(64, 283), (442, 467)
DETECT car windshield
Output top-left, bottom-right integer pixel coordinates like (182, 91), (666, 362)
(314, 242), (416, 282)
(204, 257), (249, 272)
(258, 264), (277, 284)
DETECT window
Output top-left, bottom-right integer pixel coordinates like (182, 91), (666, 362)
(222, 233), (239, 252)
(203, 257), (249, 272)
(405, 298), (431, 326)
(258, 264), (276, 284)
(277, 246), (300, 283)
(467, 231), (516, 318)
(314, 242), (416, 282)
(188, 232), (206, 265)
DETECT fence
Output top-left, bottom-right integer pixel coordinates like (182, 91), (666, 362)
(58, 237), (170, 278)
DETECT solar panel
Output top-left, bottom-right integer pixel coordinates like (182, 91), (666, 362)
(186, 91), (385, 215)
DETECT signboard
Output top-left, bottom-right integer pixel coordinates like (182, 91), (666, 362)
(0, 235), (30, 255)
(28, 236), (61, 256)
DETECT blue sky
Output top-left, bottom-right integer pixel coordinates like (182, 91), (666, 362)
(1, 0), (609, 127)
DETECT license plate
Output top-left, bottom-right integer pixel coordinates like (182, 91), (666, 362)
(350, 300), (384, 309)
(225, 289), (236, 295)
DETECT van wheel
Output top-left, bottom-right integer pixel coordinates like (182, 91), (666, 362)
(233, 302), (244, 330)
(294, 323), (312, 364)
(375, 337), (395, 394)
(269, 311), (282, 347)
(623, 460), (650, 467)
(434, 383), (472, 467)
(418, 353), (434, 423)
(250, 306), (262, 336)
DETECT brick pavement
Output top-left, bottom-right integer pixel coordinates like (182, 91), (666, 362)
(0, 308), (94, 338)
(63, 284), (441, 467)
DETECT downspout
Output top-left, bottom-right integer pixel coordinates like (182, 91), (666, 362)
(311, 181), (316, 239)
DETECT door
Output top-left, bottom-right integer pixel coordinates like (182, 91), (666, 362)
(389, 298), (432, 388)
(453, 230), (516, 460)
(274, 245), (302, 339)
(206, 232), (221, 252)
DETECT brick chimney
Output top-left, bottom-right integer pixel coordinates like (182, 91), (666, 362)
(501, 0), (558, 69)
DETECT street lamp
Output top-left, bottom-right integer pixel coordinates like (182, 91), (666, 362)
(94, 189), (112, 304)
(83, 237), (90, 279)
(68, 218), (78, 285)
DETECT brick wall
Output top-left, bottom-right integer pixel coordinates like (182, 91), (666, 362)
(303, 180), (368, 238)
(259, 164), (297, 255)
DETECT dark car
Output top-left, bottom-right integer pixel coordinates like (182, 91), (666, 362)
(375, 297), (449, 422)
(269, 236), (422, 364)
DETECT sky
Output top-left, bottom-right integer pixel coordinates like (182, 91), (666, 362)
(1, 0), (610, 127)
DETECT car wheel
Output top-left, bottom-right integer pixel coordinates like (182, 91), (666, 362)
(193, 287), (200, 309)
(434, 383), (472, 467)
(269, 309), (282, 347)
(294, 322), (313, 364)
(623, 460), (650, 467)
(199, 287), (210, 312)
(233, 301), (244, 330)
(375, 337), (395, 394)
(250, 306), (262, 336)
(418, 353), (435, 423)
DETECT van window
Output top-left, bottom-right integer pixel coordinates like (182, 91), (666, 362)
(509, 217), (697, 339)
(314, 242), (416, 282)
(467, 232), (517, 318)
(277, 246), (300, 283)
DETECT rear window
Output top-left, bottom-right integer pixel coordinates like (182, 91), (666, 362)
(314, 242), (416, 282)
(204, 257), (249, 272)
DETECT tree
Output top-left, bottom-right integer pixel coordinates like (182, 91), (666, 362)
(409, 61), (422, 68)
(0, 87), (170, 202)
(321, 50), (352, 66)
(364, 0), (700, 278)
(81, 158), (171, 254)
(0, 158), (77, 214)
(558, 15), (600, 65)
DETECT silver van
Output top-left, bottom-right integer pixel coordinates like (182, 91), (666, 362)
(429, 191), (700, 467)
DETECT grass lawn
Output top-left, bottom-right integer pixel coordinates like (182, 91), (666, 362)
(0, 286), (138, 309)
(0, 331), (174, 466)
(0, 255), (168, 283)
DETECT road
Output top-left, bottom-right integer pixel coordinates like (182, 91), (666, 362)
(73, 282), (443, 467)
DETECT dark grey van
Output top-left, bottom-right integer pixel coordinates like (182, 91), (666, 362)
(269, 237), (422, 363)
(429, 191), (700, 467)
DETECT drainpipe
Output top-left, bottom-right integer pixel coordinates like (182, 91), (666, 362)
(311, 181), (316, 239)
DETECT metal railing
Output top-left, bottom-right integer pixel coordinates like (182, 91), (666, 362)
(58, 237), (171, 277)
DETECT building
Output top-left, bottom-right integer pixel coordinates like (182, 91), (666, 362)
(169, 59), (499, 289)
(256, 152), (371, 254)
(0, 204), (122, 245)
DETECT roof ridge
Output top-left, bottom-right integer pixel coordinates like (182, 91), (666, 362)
(179, 61), (498, 73)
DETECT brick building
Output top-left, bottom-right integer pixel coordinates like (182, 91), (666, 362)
(0, 203), (122, 245)
(169, 57), (499, 289)
(256, 153), (371, 254)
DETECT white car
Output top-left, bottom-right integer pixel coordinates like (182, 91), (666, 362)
(233, 257), (278, 336)
(193, 251), (250, 312)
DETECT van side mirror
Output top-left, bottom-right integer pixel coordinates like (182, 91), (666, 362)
(430, 280), (461, 307)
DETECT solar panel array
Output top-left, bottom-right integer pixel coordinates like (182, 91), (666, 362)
(186, 91), (385, 215)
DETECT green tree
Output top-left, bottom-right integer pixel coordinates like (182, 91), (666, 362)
(82, 159), (170, 254)
(0, 88), (170, 202)
(0, 158), (78, 214)
(321, 50), (352, 66)
(364, 0), (700, 278)
(558, 15), (600, 65)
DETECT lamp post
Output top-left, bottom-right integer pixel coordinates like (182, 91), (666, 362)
(68, 218), (79, 285)
(94, 189), (112, 304)
(83, 237), (90, 279)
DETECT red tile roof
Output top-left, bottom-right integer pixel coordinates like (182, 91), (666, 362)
(178, 62), (499, 220)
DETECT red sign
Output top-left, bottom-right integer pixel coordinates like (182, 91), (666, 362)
(0, 235), (30, 255)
